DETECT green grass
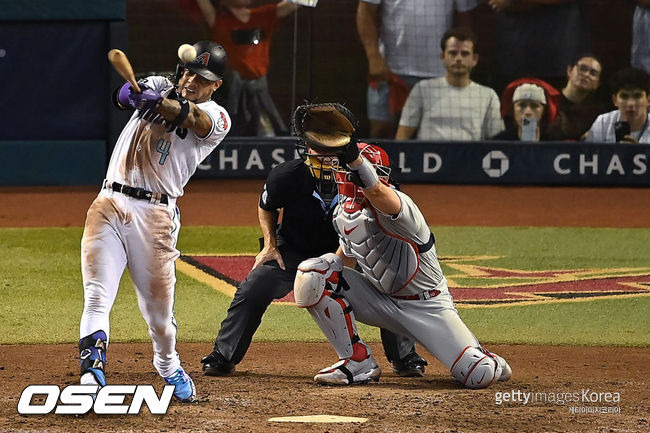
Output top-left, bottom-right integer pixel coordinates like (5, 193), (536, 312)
(1, 226), (649, 346)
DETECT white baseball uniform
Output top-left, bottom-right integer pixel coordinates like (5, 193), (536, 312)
(80, 75), (231, 377)
(331, 189), (481, 369)
(295, 184), (511, 387)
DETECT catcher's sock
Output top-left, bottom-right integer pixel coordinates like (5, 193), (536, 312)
(350, 342), (369, 362)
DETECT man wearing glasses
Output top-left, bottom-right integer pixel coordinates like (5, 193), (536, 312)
(548, 55), (608, 141)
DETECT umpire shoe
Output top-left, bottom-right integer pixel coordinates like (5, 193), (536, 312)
(164, 367), (196, 402)
(201, 350), (235, 376)
(392, 351), (428, 377)
(314, 355), (381, 386)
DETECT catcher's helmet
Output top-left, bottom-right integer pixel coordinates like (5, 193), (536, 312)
(178, 41), (227, 82)
(334, 143), (392, 213)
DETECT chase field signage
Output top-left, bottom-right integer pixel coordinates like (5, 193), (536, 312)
(194, 137), (650, 186)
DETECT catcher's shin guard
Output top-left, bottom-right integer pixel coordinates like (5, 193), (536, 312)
(309, 292), (381, 386)
(295, 253), (364, 359)
(306, 287), (366, 361)
(450, 346), (507, 389)
(79, 330), (108, 386)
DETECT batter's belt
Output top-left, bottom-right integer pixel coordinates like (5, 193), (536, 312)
(106, 181), (169, 205)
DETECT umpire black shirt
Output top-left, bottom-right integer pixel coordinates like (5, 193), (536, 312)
(258, 158), (339, 262)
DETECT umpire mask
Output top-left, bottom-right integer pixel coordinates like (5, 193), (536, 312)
(292, 103), (359, 205)
(296, 141), (338, 203)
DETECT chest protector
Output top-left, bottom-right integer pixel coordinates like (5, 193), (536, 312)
(334, 206), (420, 295)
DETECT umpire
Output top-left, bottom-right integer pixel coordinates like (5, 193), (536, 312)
(201, 103), (427, 377)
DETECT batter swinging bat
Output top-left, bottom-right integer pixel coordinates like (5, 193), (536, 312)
(108, 49), (141, 93)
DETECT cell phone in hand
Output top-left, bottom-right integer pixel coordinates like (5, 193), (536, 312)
(521, 117), (538, 142)
(614, 121), (630, 142)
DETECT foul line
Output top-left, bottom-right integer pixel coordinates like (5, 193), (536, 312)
(176, 258), (237, 298)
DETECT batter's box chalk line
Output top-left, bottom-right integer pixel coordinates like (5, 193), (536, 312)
(267, 414), (368, 423)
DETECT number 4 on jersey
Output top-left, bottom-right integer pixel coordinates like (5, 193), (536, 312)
(156, 139), (171, 165)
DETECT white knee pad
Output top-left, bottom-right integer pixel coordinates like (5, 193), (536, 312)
(294, 253), (343, 308)
(451, 346), (503, 389)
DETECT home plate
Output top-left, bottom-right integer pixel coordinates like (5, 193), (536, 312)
(268, 415), (367, 423)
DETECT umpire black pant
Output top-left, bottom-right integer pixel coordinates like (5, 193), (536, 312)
(213, 244), (301, 364)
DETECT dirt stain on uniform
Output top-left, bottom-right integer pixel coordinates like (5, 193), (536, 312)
(144, 205), (179, 304)
(82, 195), (130, 281)
(121, 121), (171, 181)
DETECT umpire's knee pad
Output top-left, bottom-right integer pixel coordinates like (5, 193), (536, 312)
(450, 346), (502, 389)
(294, 253), (343, 308)
(79, 330), (108, 386)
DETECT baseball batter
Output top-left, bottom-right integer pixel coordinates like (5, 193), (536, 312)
(293, 106), (511, 387)
(78, 41), (231, 402)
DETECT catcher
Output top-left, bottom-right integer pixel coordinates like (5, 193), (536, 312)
(292, 103), (512, 387)
(201, 103), (427, 378)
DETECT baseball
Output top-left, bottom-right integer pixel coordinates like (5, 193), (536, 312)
(177, 44), (197, 63)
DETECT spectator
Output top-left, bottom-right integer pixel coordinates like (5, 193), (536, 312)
(488, 0), (590, 94)
(357, 0), (478, 138)
(587, 67), (650, 144)
(395, 28), (504, 141)
(496, 78), (561, 141)
(493, 83), (552, 141)
(196, 0), (298, 136)
(547, 55), (608, 140)
(632, 1), (650, 74)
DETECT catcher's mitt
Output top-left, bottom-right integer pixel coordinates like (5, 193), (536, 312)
(292, 103), (358, 151)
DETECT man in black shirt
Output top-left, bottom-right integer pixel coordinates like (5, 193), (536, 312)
(200, 146), (338, 375)
(201, 103), (427, 377)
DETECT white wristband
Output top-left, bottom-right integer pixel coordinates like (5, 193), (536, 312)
(350, 158), (379, 189)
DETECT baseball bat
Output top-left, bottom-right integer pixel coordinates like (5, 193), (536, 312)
(107, 49), (141, 93)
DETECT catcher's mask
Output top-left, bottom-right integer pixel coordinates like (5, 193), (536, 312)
(334, 143), (392, 213)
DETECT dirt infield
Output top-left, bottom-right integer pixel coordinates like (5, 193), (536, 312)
(1, 343), (648, 433)
(2, 179), (650, 227)
(1, 181), (649, 432)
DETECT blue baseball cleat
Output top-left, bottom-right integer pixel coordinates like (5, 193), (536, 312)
(164, 367), (196, 402)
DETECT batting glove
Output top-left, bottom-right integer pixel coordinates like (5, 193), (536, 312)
(127, 84), (162, 111)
